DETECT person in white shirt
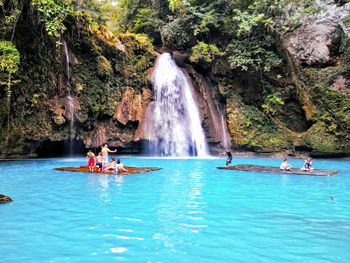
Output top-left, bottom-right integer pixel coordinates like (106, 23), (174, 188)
(280, 159), (292, 171)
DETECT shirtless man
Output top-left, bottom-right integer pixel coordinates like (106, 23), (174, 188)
(86, 150), (95, 173)
(116, 159), (128, 173)
(101, 144), (117, 169)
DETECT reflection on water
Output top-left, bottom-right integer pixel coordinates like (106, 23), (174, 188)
(88, 174), (125, 190)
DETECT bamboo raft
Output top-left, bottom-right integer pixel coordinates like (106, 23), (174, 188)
(55, 165), (160, 175)
(217, 164), (340, 176)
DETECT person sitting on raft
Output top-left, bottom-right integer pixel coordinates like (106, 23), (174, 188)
(115, 159), (128, 173)
(301, 158), (314, 171)
(280, 159), (292, 171)
(107, 158), (117, 171)
(95, 152), (103, 171)
(86, 150), (96, 173)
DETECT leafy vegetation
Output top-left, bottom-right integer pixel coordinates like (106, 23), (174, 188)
(0, 0), (349, 156)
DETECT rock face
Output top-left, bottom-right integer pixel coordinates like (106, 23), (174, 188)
(182, 64), (229, 152)
(0, 194), (13, 204)
(284, 1), (350, 66)
(284, 23), (340, 66)
(1, 1), (350, 158)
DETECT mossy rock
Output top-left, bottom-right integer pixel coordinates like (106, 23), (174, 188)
(97, 56), (113, 79)
(301, 121), (343, 153)
(226, 93), (294, 152)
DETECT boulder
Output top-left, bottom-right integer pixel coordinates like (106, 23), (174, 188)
(284, 22), (340, 66)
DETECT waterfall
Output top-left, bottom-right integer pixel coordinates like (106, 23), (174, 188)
(220, 105), (229, 149)
(63, 40), (71, 82)
(144, 53), (209, 156)
(63, 40), (75, 154)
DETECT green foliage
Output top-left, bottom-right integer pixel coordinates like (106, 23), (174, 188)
(310, 83), (350, 137)
(133, 8), (165, 42)
(190, 42), (223, 65)
(0, 41), (20, 75)
(231, 9), (266, 37)
(262, 92), (284, 116)
(226, 38), (282, 72)
(97, 56), (112, 79)
(32, 0), (72, 38)
(0, 0), (22, 39)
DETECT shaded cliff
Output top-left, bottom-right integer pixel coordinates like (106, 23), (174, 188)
(0, 2), (156, 157)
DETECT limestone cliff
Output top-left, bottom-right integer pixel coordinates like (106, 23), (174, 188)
(1, 0), (349, 158)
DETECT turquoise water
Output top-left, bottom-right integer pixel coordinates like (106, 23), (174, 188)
(1, 157), (350, 262)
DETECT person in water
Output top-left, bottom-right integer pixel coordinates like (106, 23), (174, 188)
(101, 144), (117, 169)
(86, 150), (95, 173)
(280, 159), (292, 171)
(301, 158), (314, 171)
(116, 159), (128, 173)
(225, 148), (233, 167)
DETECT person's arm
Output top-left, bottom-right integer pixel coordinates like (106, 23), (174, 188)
(108, 148), (117, 153)
(121, 164), (127, 172)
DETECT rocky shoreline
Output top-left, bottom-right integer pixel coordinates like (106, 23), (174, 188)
(0, 149), (349, 162)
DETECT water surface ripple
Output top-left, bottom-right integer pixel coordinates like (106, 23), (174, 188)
(0, 157), (349, 262)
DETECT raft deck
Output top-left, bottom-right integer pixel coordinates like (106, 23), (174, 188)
(217, 164), (340, 176)
(55, 165), (160, 175)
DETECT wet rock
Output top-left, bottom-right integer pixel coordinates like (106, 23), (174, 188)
(114, 87), (152, 126)
(172, 51), (189, 67)
(0, 194), (13, 204)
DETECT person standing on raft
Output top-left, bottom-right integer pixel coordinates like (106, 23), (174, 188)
(225, 148), (233, 167)
(86, 150), (96, 173)
(101, 144), (117, 168)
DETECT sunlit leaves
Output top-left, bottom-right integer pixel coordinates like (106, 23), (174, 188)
(190, 42), (223, 64)
(0, 41), (20, 75)
(32, 0), (72, 38)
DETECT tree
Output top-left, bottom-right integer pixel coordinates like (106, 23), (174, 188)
(0, 41), (20, 148)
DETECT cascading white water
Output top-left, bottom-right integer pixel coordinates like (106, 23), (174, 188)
(63, 40), (71, 82)
(63, 40), (75, 154)
(144, 53), (209, 156)
(220, 105), (229, 149)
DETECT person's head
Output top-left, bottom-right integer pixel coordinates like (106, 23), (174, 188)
(284, 159), (287, 162)
(98, 152), (101, 156)
(225, 148), (229, 152)
(117, 159), (121, 164)
(111, 158), (115, 162)
(104, 144), (108, 147)
(88, 149), (92, 153)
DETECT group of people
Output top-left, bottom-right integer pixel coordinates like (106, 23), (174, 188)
(224, 148), (315, 172)
(86, 144), (127, 173)
(280, 158), (314, 171)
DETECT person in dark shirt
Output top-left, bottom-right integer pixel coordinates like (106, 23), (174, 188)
(225, 148), (232, 167)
